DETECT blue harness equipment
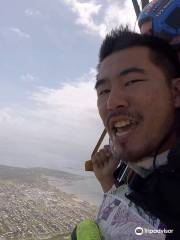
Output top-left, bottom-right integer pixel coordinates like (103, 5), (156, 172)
(138, 0), (180, 49)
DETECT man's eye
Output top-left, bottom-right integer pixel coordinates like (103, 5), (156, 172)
(99, 89), (110, 96)
(125, 79), (144, 87)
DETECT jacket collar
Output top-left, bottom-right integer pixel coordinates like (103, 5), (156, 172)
(128, 150), (169, 178)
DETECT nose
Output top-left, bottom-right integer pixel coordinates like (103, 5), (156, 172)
(107, 87), (129, 110)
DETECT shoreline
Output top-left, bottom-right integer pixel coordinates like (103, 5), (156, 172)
(47, 175), (103, 207)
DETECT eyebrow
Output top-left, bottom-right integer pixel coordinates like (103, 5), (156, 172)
(95, 67), (145, 90)
(94, 79), (106, 90)
(119, 67), (145, 77)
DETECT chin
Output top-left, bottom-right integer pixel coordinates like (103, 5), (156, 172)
(114, 143), (154, 163)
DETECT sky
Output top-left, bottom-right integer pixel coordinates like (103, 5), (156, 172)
(0, 0), (141, 175)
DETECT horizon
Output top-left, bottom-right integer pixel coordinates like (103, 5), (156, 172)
(0, 0), (139, 172)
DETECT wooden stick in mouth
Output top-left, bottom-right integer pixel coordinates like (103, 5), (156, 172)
(85, 128), (107, 171)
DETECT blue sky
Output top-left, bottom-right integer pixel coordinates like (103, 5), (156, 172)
(0, 0), (139, 174)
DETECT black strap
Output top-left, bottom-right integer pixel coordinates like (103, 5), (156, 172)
(71, 226), (77, 240)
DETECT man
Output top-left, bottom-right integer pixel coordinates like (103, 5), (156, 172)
(138, 0), (180, 58)
(92, 27), (180, 240)
(71, 1), (180, 239)
(93, 0), (180, 193)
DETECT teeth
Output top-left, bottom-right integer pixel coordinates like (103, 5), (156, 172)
(116, 131), (129, 137)
(114, 120), (131, 128)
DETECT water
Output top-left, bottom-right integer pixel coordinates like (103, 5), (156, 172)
(48, 174), (103, 206)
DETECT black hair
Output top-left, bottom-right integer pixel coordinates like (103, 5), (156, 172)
(99, 26), (180, 80)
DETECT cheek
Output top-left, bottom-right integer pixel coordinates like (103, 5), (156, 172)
(97, 99), (107, 124)
(138, 89), (174, 131)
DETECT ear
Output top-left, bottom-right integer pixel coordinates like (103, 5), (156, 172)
(172, 78), (180, 108)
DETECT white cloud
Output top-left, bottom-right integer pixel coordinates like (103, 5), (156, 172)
(0, 108), (24, 126)
(31, 68), (96, 110)
(25, 9), (42, 17)
(10, 27), (31, 39)
(62, 0), (138, 38)
(63, 0), (106, 37)
(21, 73), (39, 82)
(103, 1), (138, 33)
(0, 69), (104, 172)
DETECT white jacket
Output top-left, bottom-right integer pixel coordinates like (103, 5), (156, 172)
(96, 185), (166, 240)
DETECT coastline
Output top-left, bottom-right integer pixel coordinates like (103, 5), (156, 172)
(0, 175), (98, 240)
(47, 175), (103, 207)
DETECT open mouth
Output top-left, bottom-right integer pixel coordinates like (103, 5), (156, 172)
(111, 119), (137, 138)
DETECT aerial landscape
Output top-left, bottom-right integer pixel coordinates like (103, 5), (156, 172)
(0, 1), (136, 239)
(0, 165), (98, 240)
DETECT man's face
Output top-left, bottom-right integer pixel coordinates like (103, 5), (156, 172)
(96, 47), (176, 163)
(140, 21), (152, 35)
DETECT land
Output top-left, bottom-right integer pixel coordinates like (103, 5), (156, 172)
(0, 165), (98, 240)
